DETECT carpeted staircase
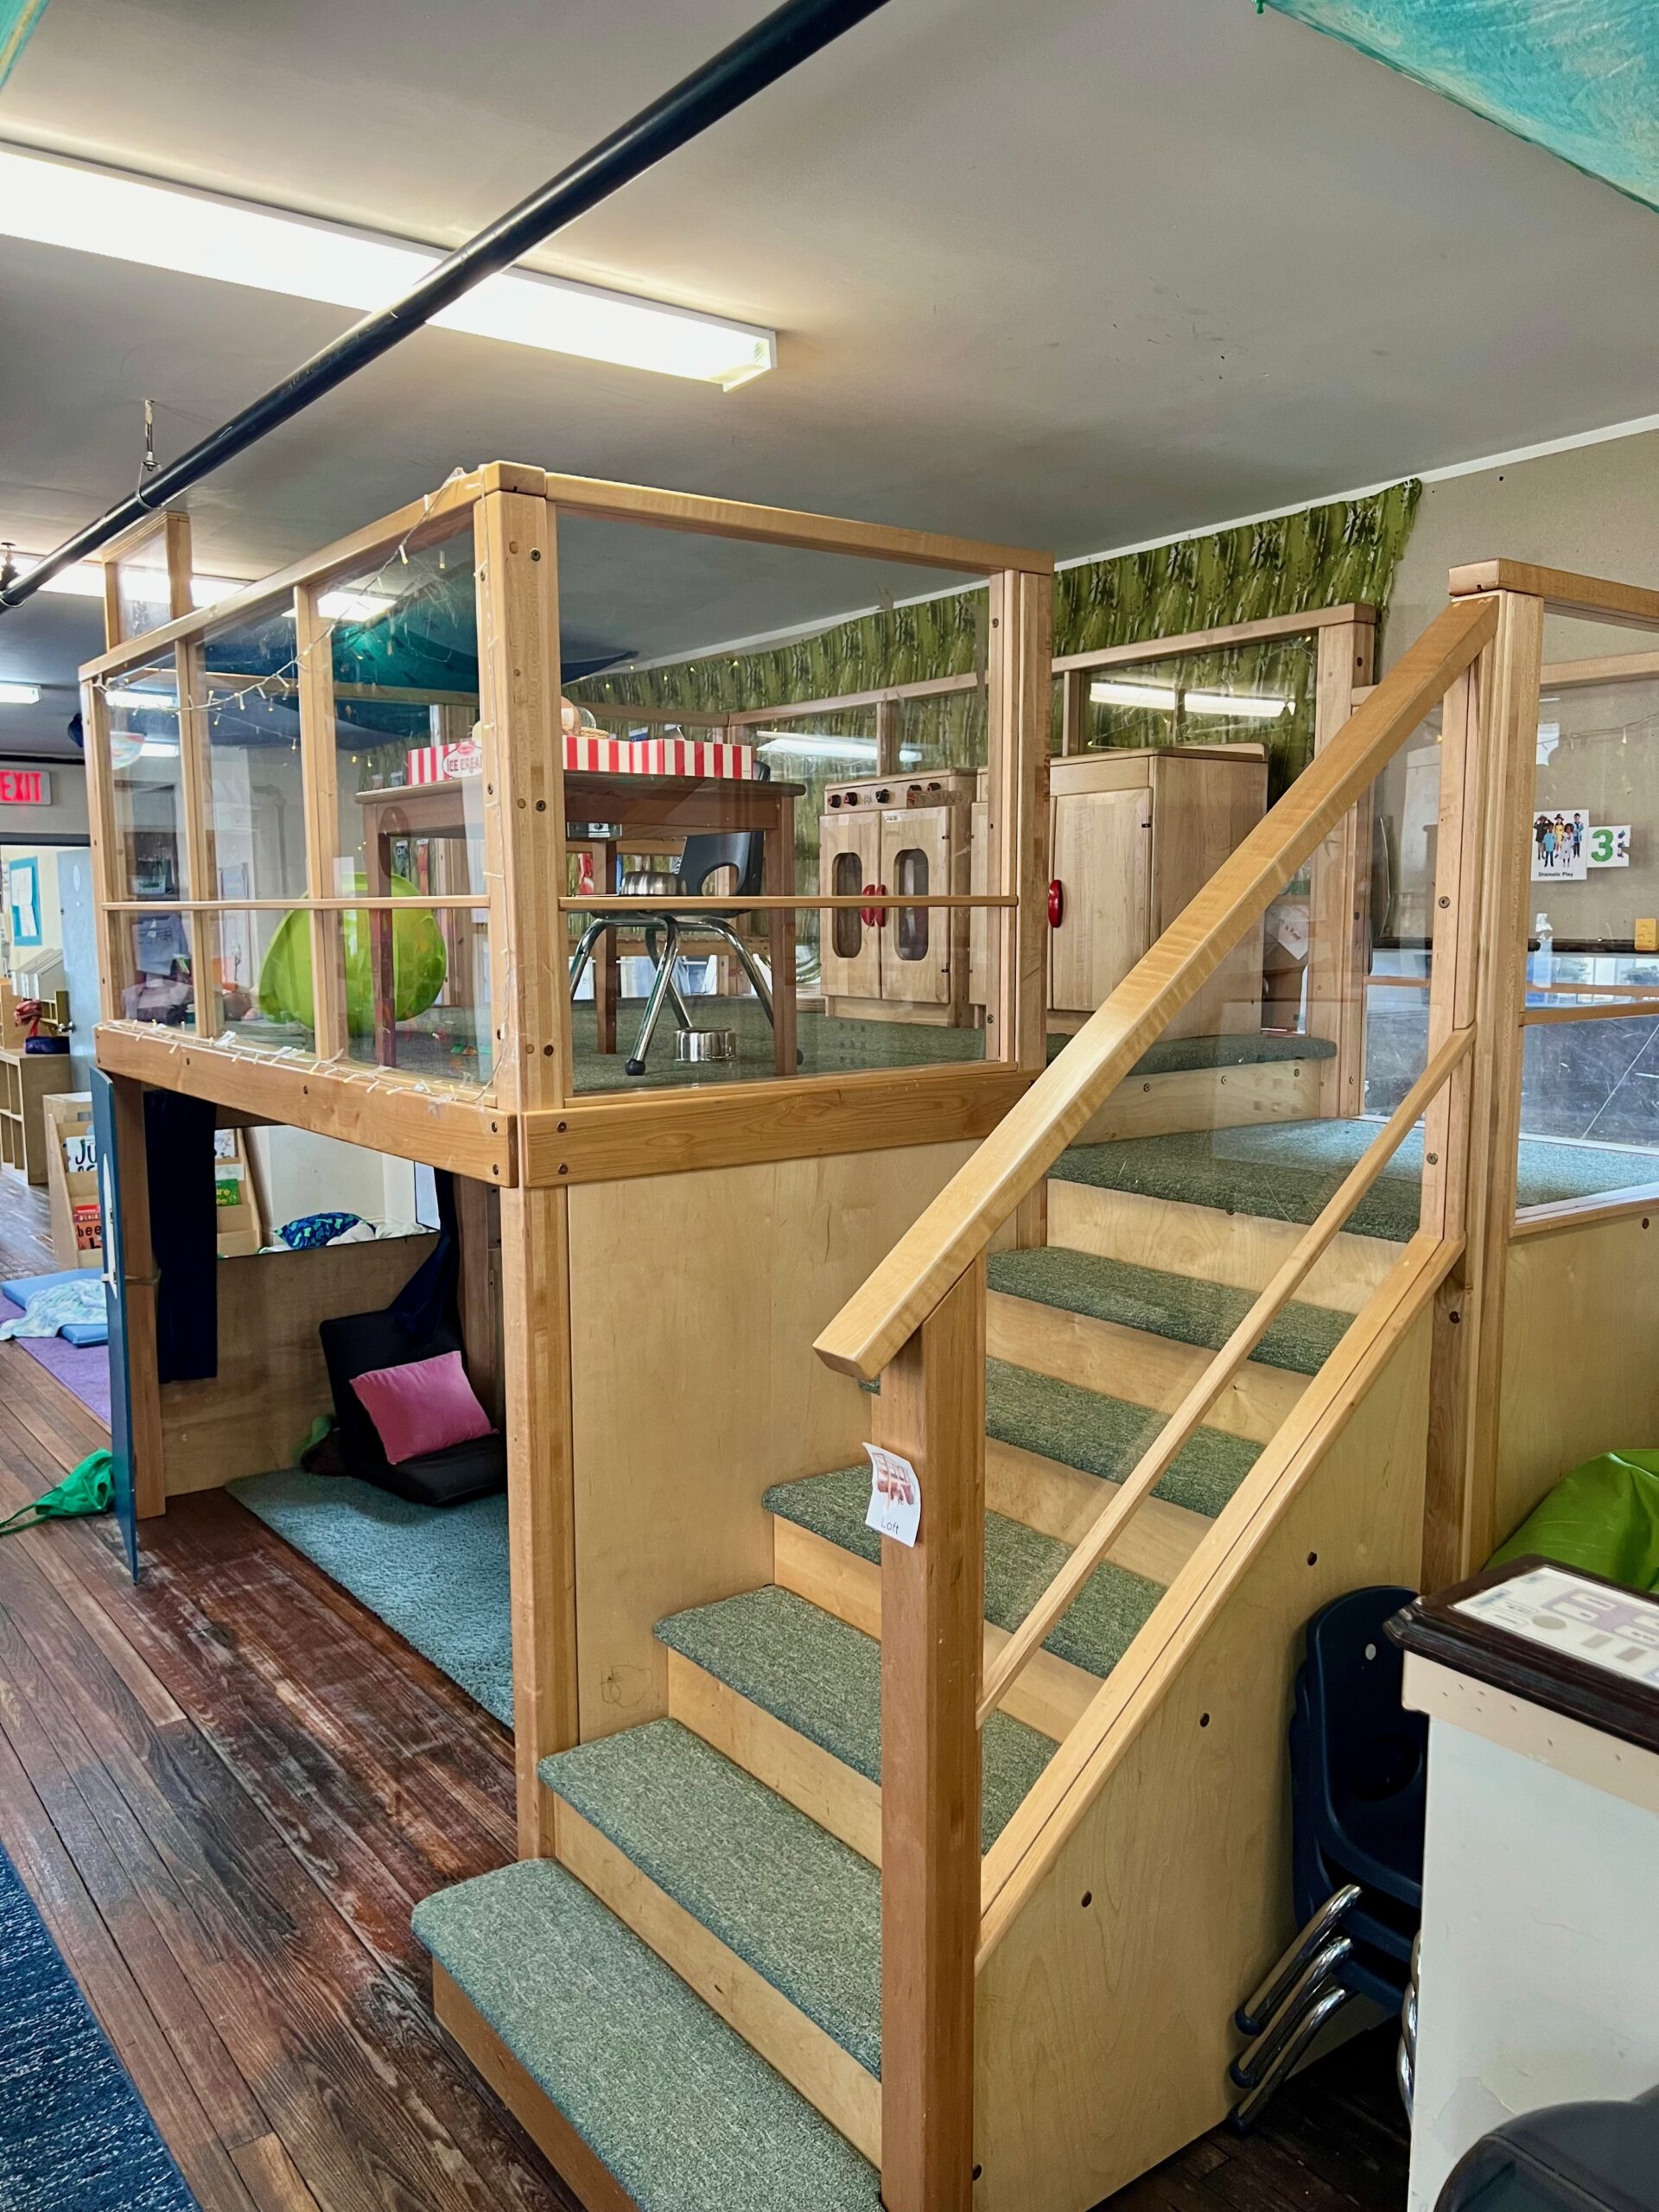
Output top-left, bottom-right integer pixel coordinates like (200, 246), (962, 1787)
(415, 1109), (1659, 2208)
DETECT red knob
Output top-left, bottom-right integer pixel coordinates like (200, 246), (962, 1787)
(1048, 879), (1064, 928)
(861, 882), (880, 929)
(874, 882), (889, 928)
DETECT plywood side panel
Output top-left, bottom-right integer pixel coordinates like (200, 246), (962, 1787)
(566, 1142), (973, 1740)
(971, 1312), (1431, 2212)
(1495, 1211), (1659, 1548)
(160, 1236), (437, 1494)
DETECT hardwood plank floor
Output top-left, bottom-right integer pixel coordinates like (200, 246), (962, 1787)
(0, 1170), (1408, 2211)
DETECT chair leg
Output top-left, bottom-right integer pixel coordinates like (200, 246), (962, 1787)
(701, 920), (774, 1025)
(568, 917), (608, 1000)
(1228, 1934), (1352, 2090)
(645, 925), (695, 1032)
(626, 922), (681, 1076)
(1235, 1884), (1361, 2036)
(1230, 1985), (1358, 2133)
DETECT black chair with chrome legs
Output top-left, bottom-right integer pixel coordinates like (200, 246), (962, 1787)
(569, 830), (779, 1076)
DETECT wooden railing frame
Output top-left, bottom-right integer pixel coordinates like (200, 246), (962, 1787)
(976, 1025), (1472, 1727)
(815, 584), (1530, 2212)
(814, 593), (1499, 1387)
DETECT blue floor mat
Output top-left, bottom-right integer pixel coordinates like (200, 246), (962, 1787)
(0, 1841), (199, 2210)
(229, 1471), (513, 1727)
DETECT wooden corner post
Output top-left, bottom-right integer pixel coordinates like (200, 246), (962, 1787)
(1308, 615), (1376, 1117)
(475, 474), (579, 1855)
(987, 568), (1052, 1249)
(1420, 588), (1543, 1586)
(877, 1256), (986, 2212)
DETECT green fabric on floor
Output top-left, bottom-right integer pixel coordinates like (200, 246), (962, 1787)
(987, 1359), (1262, 1518)
(1046, 1029), (1336, 1077)
(988, 1245), (1350, 1376)
(766, 1466), (1166, 1679)
(414, 1859), (880, 2212)
(655, 1586), (1055, 1851)
(1052, 1120), (1659, 1243)
(1491, 1449), (1659, 1592)
(541, 1720), (881, 2077)
(230, 1471), (512, 1727)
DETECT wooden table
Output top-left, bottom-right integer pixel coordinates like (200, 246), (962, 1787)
(355, 771), (800, 1076)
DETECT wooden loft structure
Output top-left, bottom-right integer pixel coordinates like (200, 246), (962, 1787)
(79, 488), (1659, 2210)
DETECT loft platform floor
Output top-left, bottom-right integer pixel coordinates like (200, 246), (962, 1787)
(0, 1160), (1410, 2212)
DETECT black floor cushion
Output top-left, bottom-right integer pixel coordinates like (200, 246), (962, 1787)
(319, 1309), (505, 1506)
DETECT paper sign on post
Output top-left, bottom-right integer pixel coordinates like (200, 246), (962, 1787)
(864, 1444), (921, 1548)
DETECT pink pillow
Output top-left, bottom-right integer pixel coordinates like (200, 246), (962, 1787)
(350, 1350), (494, 1465)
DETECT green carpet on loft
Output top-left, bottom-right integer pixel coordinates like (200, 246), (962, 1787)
(655, 1586), (1055, 1850)
(988, 1245), (1351, 1376)
(766, 1466), (1166, 1678)
(542, 1720), (882, 2077)
(1052, 1120), (1659, 1243)
(414, 1858), (880, 2212)
(229, 1471), (513, 1727)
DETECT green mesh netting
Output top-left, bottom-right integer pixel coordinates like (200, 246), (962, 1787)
(1263, 2), (1659, 215)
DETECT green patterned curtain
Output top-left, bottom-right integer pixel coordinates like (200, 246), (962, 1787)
(572, 480), (1421, 792)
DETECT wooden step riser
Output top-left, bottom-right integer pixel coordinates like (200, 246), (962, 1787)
(1071, 1057), (1322, 1146)
(433, 1965), (640, 2212)
(986, 1289), (1306, 1445)
(544, 1786), (882, 2165)
(772, 1518), (1098, 1742)
(1046, 1179), (1402, 1315)
(985, 1439), (1208, 1584)
(666, 1648), (882, 1866)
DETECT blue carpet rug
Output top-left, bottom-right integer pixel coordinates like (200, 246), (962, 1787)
(228, 1471), (514, 1728)
(0, 1843), (199, 2211)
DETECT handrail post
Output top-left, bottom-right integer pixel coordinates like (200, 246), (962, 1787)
(1421, 587), (1543, 1586)
(879, 1255), (985, 2212)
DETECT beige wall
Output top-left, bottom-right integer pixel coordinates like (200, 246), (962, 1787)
(1378, 432), (1659, 945)
(1384, 428), (1659, 672)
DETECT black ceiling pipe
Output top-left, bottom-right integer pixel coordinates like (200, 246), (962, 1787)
(0, 0), (893, 614)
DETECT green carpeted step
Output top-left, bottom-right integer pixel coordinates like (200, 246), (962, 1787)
(1052, 1121), (1659, 1243)
(987, 1359), (1261, 1517)
(1047, 1029), (1337, 1078)
(414, 1858), (880, 2212)
(766, 1467), (1166, 1681)
(655, 1585), (1055, 1852)
(1052, 1120), (1424, 1241)
(988, 1244), (1351, 1377)
(541, 1720), (881, 2078)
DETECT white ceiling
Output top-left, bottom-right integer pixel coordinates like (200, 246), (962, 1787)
(3, 0), (1659, 755)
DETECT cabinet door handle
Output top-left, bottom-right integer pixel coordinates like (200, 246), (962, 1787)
(1048, 879), (1064, 929)
(861, 882), (882, 929)
(874, 882), (888, 928)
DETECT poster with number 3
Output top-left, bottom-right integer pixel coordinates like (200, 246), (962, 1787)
(1587, 823), (1631, 868)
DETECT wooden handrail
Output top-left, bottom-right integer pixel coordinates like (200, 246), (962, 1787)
(974, 1027), (1473, 1726)
(813, 592), (1498, 1384)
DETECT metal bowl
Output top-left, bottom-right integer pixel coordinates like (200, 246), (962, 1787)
(674, 1027), (737, 1063)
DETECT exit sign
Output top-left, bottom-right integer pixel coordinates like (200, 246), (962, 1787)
(0, 770), (50, 805)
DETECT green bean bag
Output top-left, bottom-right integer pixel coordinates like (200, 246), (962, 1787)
(1490, 1448), (1659, 1593)
(258, 874), (448, 1035)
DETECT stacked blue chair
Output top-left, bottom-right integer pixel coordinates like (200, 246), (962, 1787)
(1229, 1586), (1425, 2130)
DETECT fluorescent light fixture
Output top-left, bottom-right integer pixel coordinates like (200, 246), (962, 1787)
(317, 588), (397, 622)
(139, 738), (181, 758)
(0, 681), (41, 705)
(6, 552), (242, 607)
(1090, 679), (1291, 721)
(0, 144), (777, 388)
(106, 686), (179, 712)
(753, 733), (925, 766)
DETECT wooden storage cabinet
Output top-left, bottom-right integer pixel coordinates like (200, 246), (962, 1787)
(1046, 747), (1268, 1039)
(819, 774), (975, 1023)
